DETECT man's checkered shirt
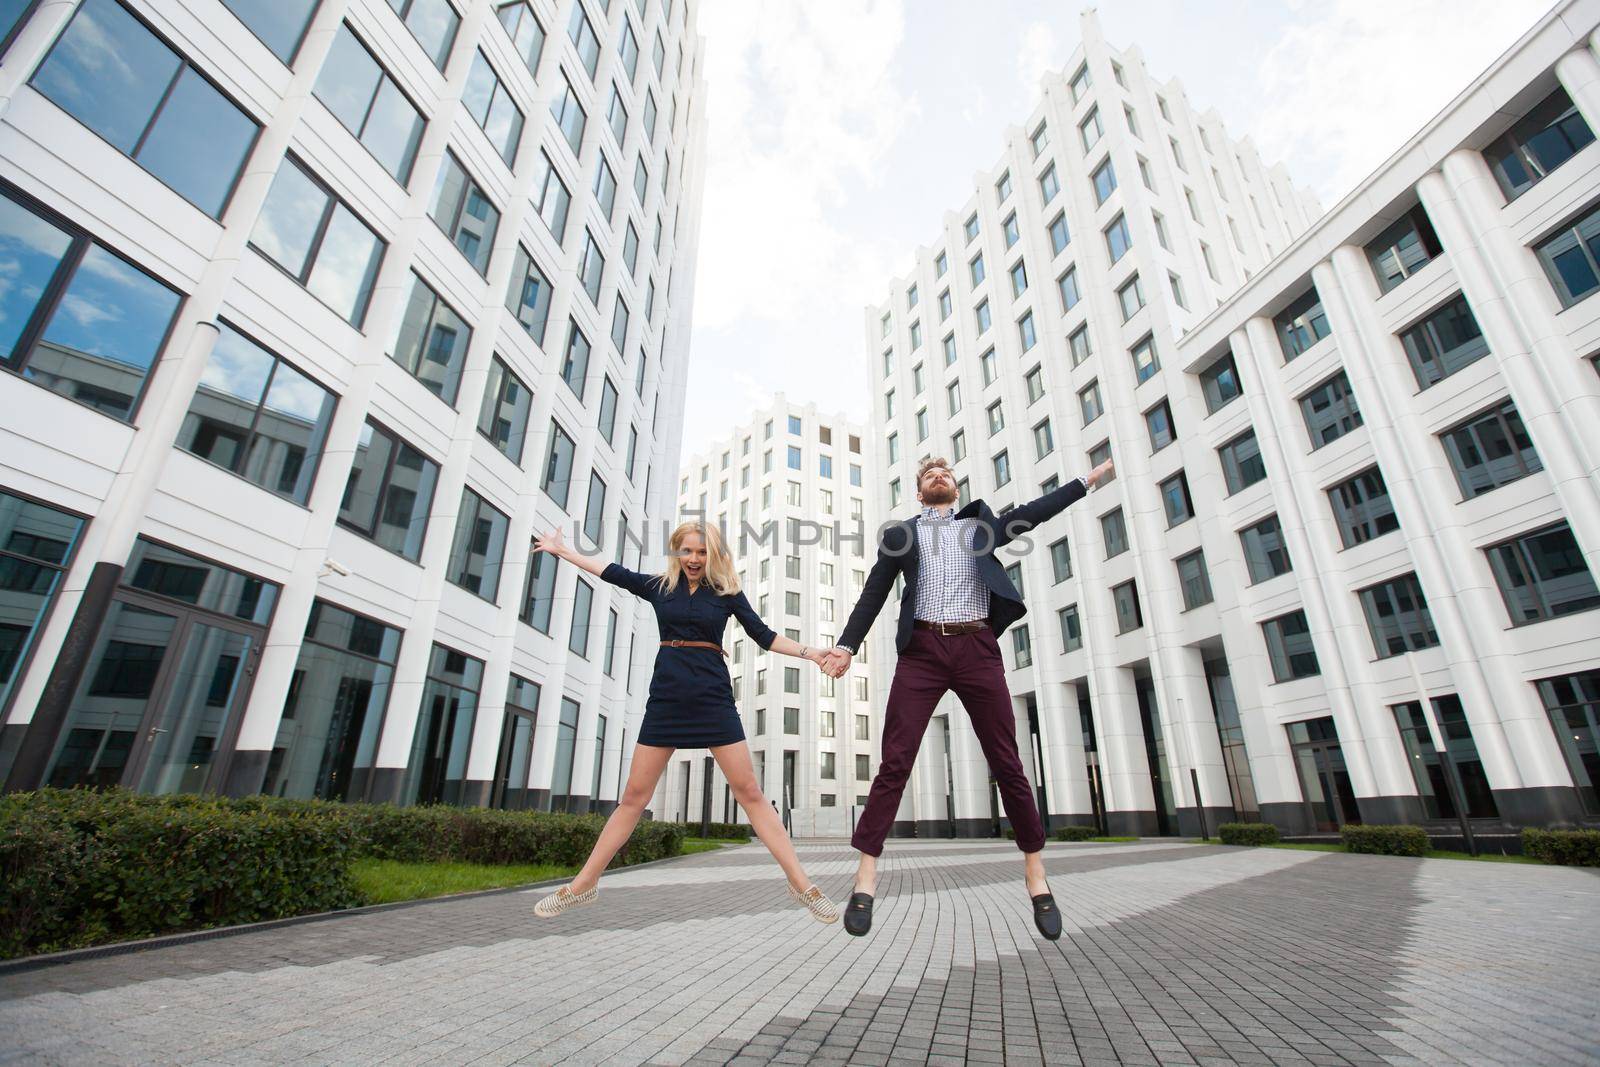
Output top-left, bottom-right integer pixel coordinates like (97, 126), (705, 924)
(914, 504), (989, 623)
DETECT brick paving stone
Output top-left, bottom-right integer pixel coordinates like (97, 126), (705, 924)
(3, 840), (1599, 1065)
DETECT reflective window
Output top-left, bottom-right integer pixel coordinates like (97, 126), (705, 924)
(1092, 158), (1116, 205)
(1112, 579), (1141, 633)
(1440, 398), (1543, 499)
(579, 231), (605, 304)
(32, 0), (258, 217)
(495, 1), (546, 75)
(1049, 213), (1070, 256)
(1366, 205), (1441, 294)
(463, 50), (524, 165)
(1101, 508), (1128, 558)
(1392, 696), (1499, 820)
(391, 271), (471, 404)
(386, 0), (458, 69)
(429, 151), (499, 276)
(266, 600), (400, 801)
(448, 487), (510, 600)
(567, 2), (600, 79)
(1274, 286), (1330, 361)
(1130, 335), (1159, 384)
(1484, 87), (1595, 200)
(1218, 429), (1266, 494)
(531, 150), (573, 244)
(1239, 514), (1291, 584)
(582, 471), (607, 547)
(314, 23), (425, 184)
(1038, 162), (1060, 203)
(0, 492), (85, 719)
(598, 374), (619, 444)
(542, 417), (578, 508)
(594, 154), (618, 221)
(505, 243), (552, 345)
(1104, 213), (1131, 263)
(1263, 610), (1319, 682)
(1078, 380), (1103, 426)
(478, 355), (532, 464)
(1400, 293), (1488, 388)
(178, 322), (336, 504)
(550, 77), (587, 156)
(1160, 470), (1193, 526)
(402, 644), (483, 805)
(1358, 572), (1438, 657)
(1198, 351), (1241, 414)
(0, 187), (182, 420)
(1327, 466), (1399, 549)
(521, 551), (558, 631)
(337, 419), (440, 561)
(1144, 398), (1174, 452)
(1176, 549), (1212, 609)
(222, 0), (319, 64)
(1058, 266), (1081, 312)
(1485, 521), (1600, 625)
(1536, 670), (1600, 815)
(642, 90), (658, 142)
(618, 17), (639, 81)
(251, 157), (385, 326)
(1117, 273), (1145, 320)
(1299, 369), (1363, 449)
(1535, 202), (1600, 307)
(560, 319), (591, 400)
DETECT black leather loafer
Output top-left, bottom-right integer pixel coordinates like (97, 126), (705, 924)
(1031, 892), (1062, 940)
(844, 892), (874, 936)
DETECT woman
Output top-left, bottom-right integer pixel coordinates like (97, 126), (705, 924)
(531, 520), (838, 923)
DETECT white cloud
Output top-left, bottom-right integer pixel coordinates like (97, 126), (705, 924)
(1251, 0), (1548, 205)
(1015, 20), (1061, 106)
(683, 0), (914, 452)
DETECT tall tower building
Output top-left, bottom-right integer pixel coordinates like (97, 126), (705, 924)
(865, 3), (1600, 841)
(0, 0), (708, 816)
(663, 396), (881, 835)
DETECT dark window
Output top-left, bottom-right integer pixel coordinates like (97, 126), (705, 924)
(1400, 293), (1488, 389)
(0, 186), (182, 421)
(1050, 537), (1072, 582)
(251, 156), (385, 326)
(1113, 579), (1142, 633)
(1262, 610), (1319, 682)
(1535, 670), (1600, 815)
(1274, 286), (1330, 361)
(521, 551), (558, 632)
(178, 322), (336, 504)
(0, 492), (85, 717)
(1484, 87), (1595, 200)
(531, 150), (573, 244)
(337, 420), (440, 561)
(447, 488), (510, 600)
(477, 356), (533, 466)
(1100, 509), (1128, 558)
(1366, 205), (1441, 294)
(1392, 696), (1499, 820)
(1327, 466), (1399, 548)
(506, 243), (553, 345)
(1484, 521), (1600, 625)
(560, 320), (591, 400)
(1218, 429), (1266, 494)
(569, 578), (594, 657)
(1298, 369), (1363, 449)
(32, 0), (259, 217)
(1198, 351), (1240, 414)
(1176, 550), (1213, 609)
(313, 23), (426, 183)
(1358, 572), (1438, 657)
(1144, 398), (1175, 451)
(1534, 201), (1600, 307)
(542, 417), (578, 509)
(391, 272), (472, 404)
(1058, 604), (1082, 651)
(402, 644), (484, 805)
(1439, 398), (1543, 498)
(1159, 470), (1193, 526)
(1239, 514), (1292, 583)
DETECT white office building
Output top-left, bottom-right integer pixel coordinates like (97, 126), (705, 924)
(0, 0), (708, 816)
(660, 396), (881, 836)
(865, 4), (1600, 839)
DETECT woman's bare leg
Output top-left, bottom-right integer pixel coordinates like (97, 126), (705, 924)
(568, 744), (675, 893)
(710, 741), (812, 892)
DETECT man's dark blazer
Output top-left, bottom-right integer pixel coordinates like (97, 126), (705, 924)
(837, 478), (1088, 655)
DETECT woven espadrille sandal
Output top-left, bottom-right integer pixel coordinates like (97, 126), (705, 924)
(788, 883), (840, 924)
(534, 884), (598, 918)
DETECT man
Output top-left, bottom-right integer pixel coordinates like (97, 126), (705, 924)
(822, 454), (1113, 939)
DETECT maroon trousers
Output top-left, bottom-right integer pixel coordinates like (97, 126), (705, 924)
(851, 626), (1046, 856)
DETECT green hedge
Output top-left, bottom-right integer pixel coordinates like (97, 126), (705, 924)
(0, 789), (684, 961)
(1052, 826), (1097, 842)
(1340, 823), (1428, 857)
(1218, 822), (1280, 846)
(1522, 827), (1600, 867)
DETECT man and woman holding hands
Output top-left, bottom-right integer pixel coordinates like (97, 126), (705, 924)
(532, 453), (1114, 939)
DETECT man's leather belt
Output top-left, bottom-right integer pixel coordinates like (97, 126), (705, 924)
(914, 619), (988, 636)
(661, 639), (728, 656)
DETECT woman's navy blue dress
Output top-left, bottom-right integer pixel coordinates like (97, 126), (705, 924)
(601, 563), (777, 747)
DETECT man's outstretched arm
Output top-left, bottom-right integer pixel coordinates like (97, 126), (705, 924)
(995, 458), (1114, 548)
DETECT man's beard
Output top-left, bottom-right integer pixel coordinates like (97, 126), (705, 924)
(920, 483), (957, 506)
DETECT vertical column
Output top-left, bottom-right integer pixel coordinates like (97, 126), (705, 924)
(948, 696), (991, 836)
(1097, 665), (1156, 836)
(1037, 680), (1092, 828)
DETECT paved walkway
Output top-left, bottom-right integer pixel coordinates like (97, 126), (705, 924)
(2, 839), (1598, 1066)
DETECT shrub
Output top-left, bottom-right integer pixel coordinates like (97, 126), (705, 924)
(1217, 822), (1280, 846)
(1522, 827), (1600, 867)
(1341, 823), (1428, 857)
(0, 790), (686, 961)
(696, 822), (753, 841)
(1052, 826), (1097, 842)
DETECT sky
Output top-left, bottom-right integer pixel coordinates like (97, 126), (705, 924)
(676, 0), (1552, 456)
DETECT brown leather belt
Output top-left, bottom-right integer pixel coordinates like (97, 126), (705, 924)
(661, 639), (728, 657)
(914, 618), (989, 636)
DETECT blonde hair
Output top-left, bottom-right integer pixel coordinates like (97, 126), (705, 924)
(661, 521), (742, 595)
